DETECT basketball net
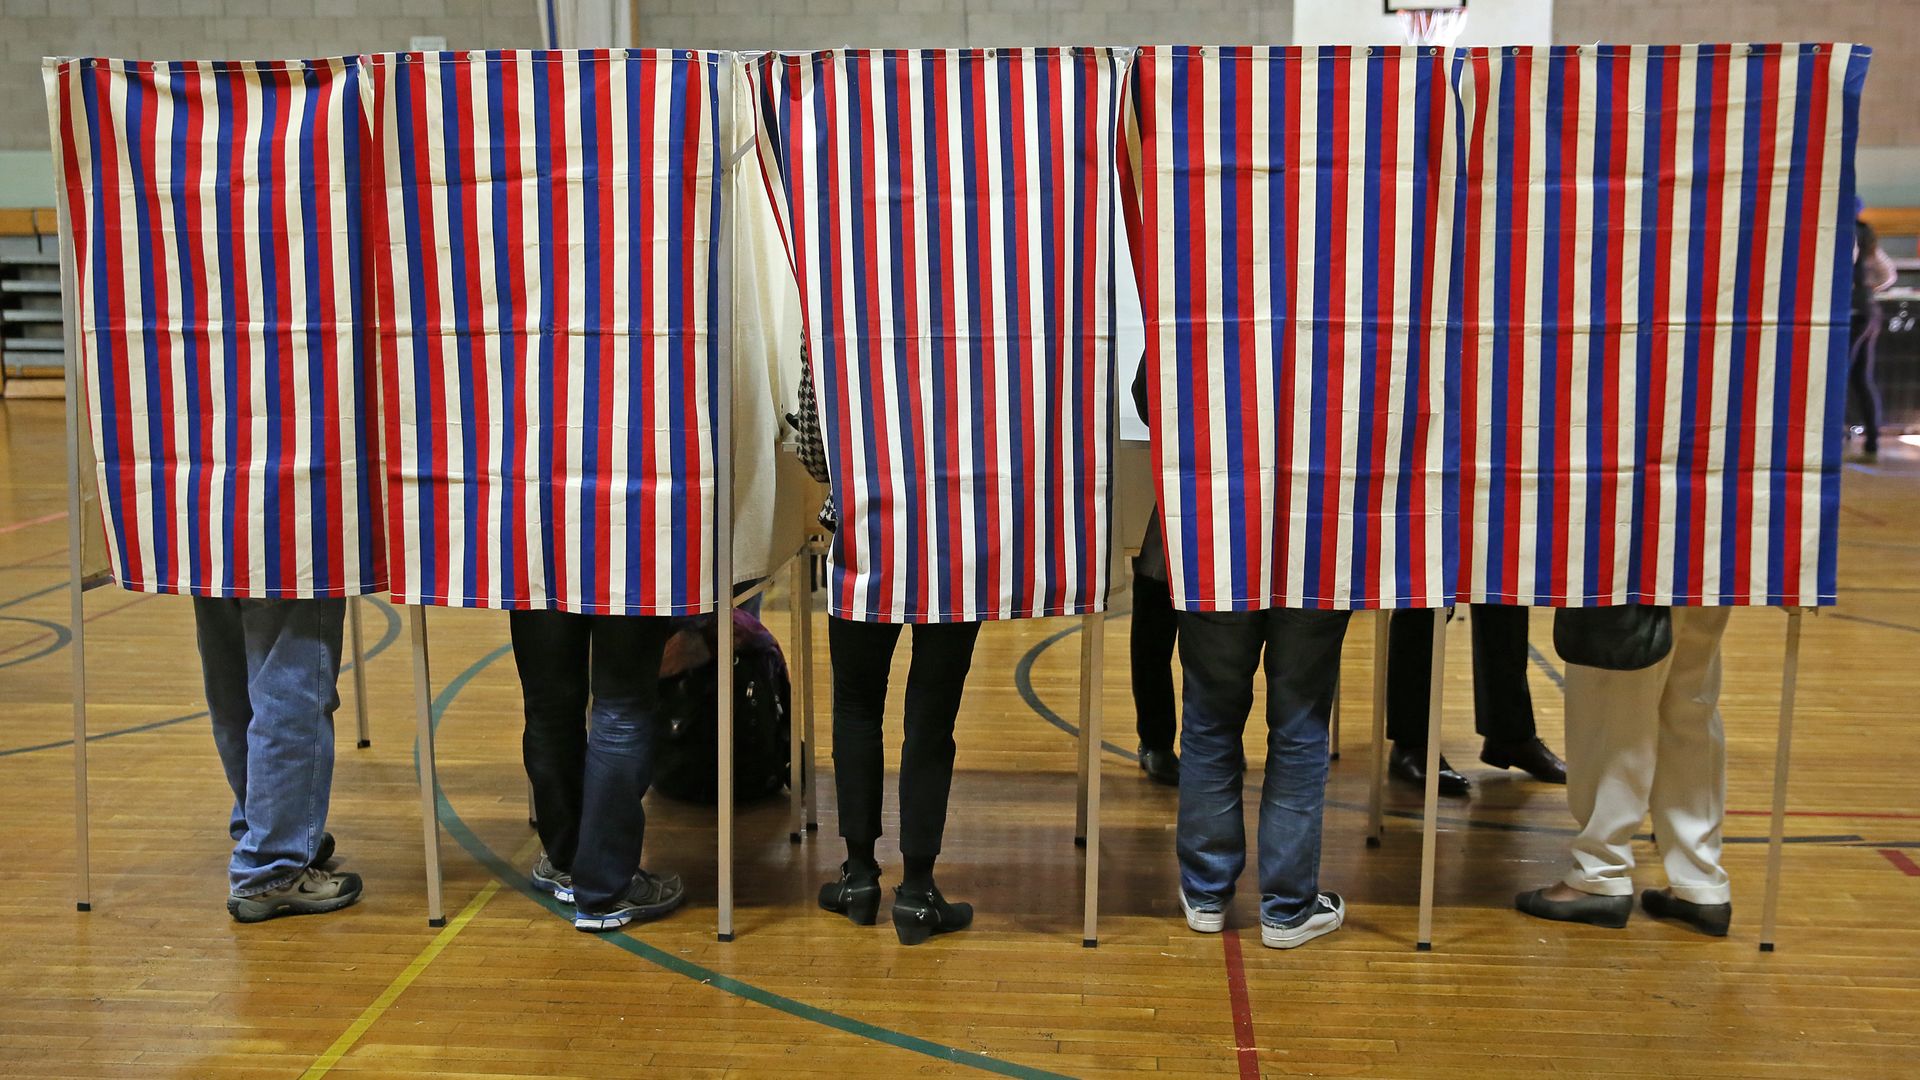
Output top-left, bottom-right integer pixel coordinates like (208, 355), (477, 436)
(1399, 9), (1468, 47)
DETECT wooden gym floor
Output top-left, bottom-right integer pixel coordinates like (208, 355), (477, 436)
(1, 396), (1917, 1078)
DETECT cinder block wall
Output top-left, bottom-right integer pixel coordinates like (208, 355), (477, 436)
(625, 0), (1293, 52)
(1555, 0), (1908, 149)
(1, 0), (541, 152)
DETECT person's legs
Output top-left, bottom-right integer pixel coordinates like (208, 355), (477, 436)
(509, 609), (592, 873)
(1174, 610), (1264, 911)
(228, 598), (346, 896)
(1255, 609), (1351, 929)
(194, 597), (255, 844)
(1850, 314), (1883, 455)
(1469, 604), (1536, 742)
(1649, 607), (1733, 905)
(1561, 655), (1667, 897)
(896, 621), (983, 867)
(1384, 607), (1434, 746)
(1129, 564), (1180, 753)
(570, 615), (673, 913)
(827, 617), (905, 865)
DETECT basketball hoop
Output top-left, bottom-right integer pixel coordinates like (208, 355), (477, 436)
(1386, 0), (1469, 47)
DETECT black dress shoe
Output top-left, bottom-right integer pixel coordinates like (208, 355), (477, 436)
(1481, 736), (1568, 784)
(892, 881), (973, 945)
(1390, 743), (1470, 796)
(1641, 888), (1731, 937)
(1138, 746), (1180, 787)
(818, 862), (882, 926)
(1515, 887), (1632, 928)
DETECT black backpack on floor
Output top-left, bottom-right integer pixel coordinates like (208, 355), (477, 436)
(651, 610), (793, 804)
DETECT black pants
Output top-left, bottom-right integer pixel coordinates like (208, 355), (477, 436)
(1131, 563), (1180, 751)
(828, 616), (982, 859)
(1850, 311), (1882, 453)
(1386, 605), (1536, 747)
(509, 609), (670, 911)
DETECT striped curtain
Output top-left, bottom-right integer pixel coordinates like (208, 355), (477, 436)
(1118, 46), (1459, 612)
(751, 49), (1123, 623)
(44, 57), (383, 599)
(1454, 44), (1869, 607)
(361, 50), (727, 614)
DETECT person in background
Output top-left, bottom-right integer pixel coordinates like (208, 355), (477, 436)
(817, 617), (983, 945)
(1130, 513), (1181, 786)
(1385, 606), (1566, 796)
(1515, 608), (1733, 935)
(1850, 200), (1896, 462)
(1174, 606), (1352, 950)
(1127, 363), (1180, 785)
(515, 611), (686, 932)
(196, 598), (360, 922)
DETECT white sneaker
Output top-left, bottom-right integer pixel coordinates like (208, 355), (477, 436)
(1180, 892), (1226, 934)
(1260, 893), (1344, 949)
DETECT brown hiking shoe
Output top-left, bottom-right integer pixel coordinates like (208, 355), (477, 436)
(227, 867), (364, 924)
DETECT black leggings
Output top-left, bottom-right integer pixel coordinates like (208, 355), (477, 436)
(828, 617), (982, 859)
(1129, 564), (1179, 751)
(1850, 311), (1882, 453)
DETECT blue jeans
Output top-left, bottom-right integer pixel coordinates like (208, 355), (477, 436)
(509, 610), (671, 913)
(193, 597), (346, 896)
(1175, 607), (1350, 927)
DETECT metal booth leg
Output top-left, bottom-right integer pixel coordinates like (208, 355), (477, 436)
(1415, 610), (1448, 950)
(1075, 618), (1095, 848)
(1329, 675), (1342, 761)
(788, 556), (809, 843)
(1081, 613), (1105, 947)
(410, 606), (446, 927)
(349, 597), (371, 748)
(1759, 608), (1805, 953)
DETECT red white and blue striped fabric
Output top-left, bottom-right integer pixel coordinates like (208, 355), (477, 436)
(1454, 44), (1869, 607)
(1118, 46), (1458, 611)
(45, 57), (384, 598)
(751, 49), (1122, 623)
(361, 50), (726, 614)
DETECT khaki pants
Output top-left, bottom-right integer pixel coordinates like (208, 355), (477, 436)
(1562, 607), (1733, 905)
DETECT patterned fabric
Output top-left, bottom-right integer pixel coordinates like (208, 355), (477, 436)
(751, 48), (1123, 622)
(1118, 46), (1459, 611)
(360, 49), (727, 614)
(1453, 44), (1869, 607)
(44, 57), (384, 598)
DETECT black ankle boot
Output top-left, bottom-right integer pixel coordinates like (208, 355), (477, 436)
(891, 881), (973, 945)
(818, 862), (882, 926)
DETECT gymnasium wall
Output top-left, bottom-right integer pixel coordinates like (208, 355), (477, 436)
(1554, 0), (1920, 204)
(4, 0), (1917, 204)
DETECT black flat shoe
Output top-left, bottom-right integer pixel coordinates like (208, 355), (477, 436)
(1515, 887), (1632, 928)
(1138, 746), (1180, 787)
(892, 882), (973, 946)
(1482, 736), (1568, 785)
(818, 862), (882, 926)
(1390, 744), (1470, 797)
(1641, 888), (1731, 937)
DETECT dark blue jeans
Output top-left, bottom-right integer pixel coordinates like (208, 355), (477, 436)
(509, 610), (670, 913)
(1175, 607), (1350, 927)
(193, 597), (345, 896)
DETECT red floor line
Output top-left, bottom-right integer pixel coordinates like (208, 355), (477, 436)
(1880, 849), (1920, 877)
(0, 510), (66, 536)
(1220, 930), (1260, 1079)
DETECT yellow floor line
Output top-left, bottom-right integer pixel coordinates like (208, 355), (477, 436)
(300, 837), (537, 1079)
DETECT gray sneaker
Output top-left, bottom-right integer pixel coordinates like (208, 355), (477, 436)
(531, 854), (574, 904)
(573, 870), (686, 932)
(228, 867), (364, 924)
